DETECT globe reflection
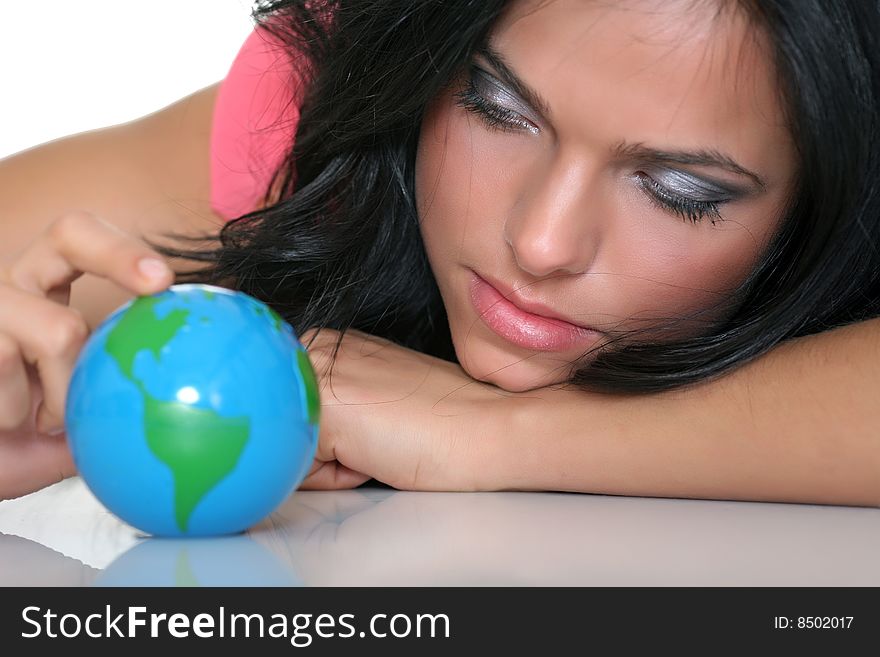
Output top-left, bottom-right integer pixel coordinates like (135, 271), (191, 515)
(95, 533), (302, 587)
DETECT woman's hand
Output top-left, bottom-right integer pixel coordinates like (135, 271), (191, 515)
(298, 327), (522, 491)
(0, 210), (173, 500)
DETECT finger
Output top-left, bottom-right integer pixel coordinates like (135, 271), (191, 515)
(6, 210), (173, 298)
(0, 285), (88, 433)
(299, 461), (372, 490)
(300, 327), (347, 361)
(0, 429), (76, 500)
(299, 327), (329, 347)
(0, 332), (30, 430)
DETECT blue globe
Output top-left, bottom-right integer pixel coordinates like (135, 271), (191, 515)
(65, 284), (320, 537)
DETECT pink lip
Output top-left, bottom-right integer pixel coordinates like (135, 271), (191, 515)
(468, 271), (601, 352)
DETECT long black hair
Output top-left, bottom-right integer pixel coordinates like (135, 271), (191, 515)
(156, 0), (880, 394)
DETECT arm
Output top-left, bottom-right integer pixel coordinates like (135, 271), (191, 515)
(293, 320), (878, 507)
(486, 317), (880, 507)
(0, 82), (224, 328)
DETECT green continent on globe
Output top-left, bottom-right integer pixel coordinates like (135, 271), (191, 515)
(105, 295), (189, 380)
(296, 349), (321, 425)
(142, 396), (249, 533)
(104, 294), (251, 533)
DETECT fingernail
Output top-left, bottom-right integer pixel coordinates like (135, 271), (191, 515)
(36, 417), (64, 435)
(138, 257), (170, 281)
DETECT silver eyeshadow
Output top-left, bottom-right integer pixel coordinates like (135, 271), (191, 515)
(472, 67), (542, 133)
(643, 167), (739, 201)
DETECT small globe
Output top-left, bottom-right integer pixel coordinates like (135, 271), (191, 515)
(65, 284), (320, 537)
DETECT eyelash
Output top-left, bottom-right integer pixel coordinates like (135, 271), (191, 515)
(453, 70), (726, 226)
(634, 173), (724, 226)
(453, 73), (535, 134)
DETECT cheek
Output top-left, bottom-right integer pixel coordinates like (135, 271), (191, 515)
(607, 211), (771, 334)
(415, 99), (523, 261)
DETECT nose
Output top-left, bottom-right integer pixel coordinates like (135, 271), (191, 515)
(503, 155), (602, 278)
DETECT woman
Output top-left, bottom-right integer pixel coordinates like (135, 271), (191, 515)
(1, 0), (878, 504)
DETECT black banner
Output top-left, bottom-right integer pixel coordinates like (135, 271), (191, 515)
(0, 587), (877, 653)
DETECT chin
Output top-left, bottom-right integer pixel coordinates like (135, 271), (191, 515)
(453, 340), (579, 393)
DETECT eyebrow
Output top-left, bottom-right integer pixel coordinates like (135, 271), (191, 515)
(475, 42), (552, 119)
(614, 142), (767, 190)
(474, 42), (767, 192)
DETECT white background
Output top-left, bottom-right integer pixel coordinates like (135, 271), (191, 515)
(0, 0), (256, 159)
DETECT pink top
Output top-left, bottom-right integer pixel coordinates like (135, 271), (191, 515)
(210, 25), (303, 221)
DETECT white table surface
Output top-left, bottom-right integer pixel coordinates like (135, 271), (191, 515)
(1, 477), (878, 586)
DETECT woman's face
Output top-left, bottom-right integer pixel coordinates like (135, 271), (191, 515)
(415, 0), (796, 392)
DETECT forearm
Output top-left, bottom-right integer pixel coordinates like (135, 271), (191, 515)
(483, 318), (880, 507)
